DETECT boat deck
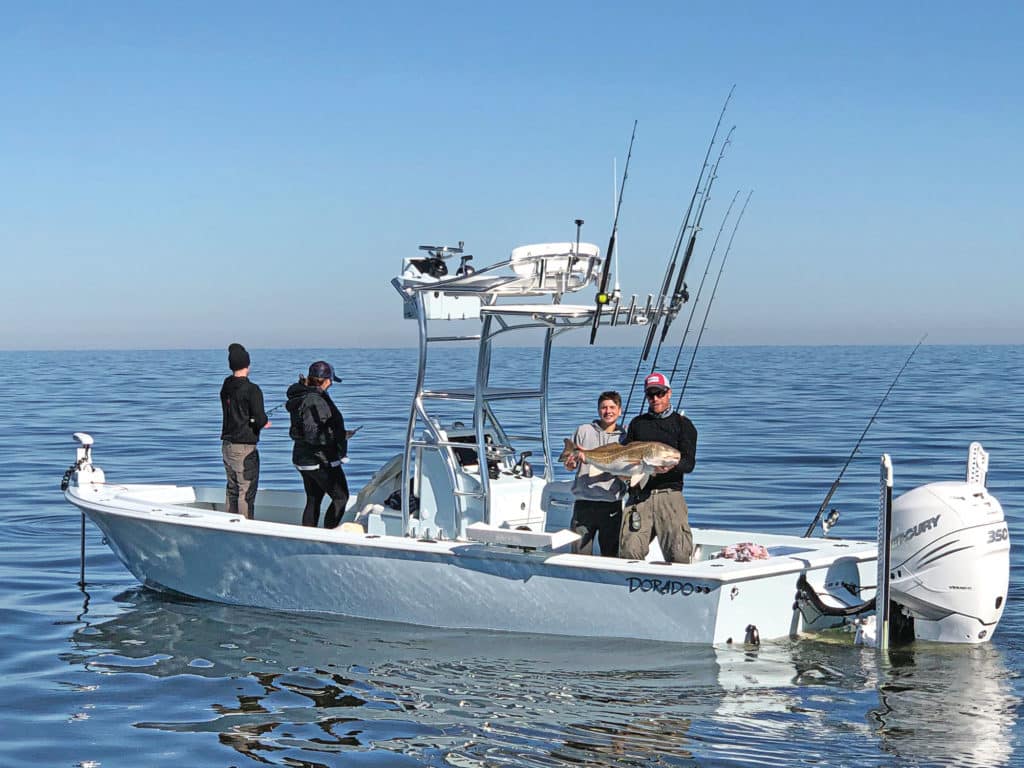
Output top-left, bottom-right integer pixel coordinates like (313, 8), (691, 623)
(67, 480), (877, 585)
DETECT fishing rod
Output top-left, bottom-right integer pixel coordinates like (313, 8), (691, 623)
(678, 189), (752, 398)
(611, 159), (622, 303)
(802, 335), (927, 538)
(637, 85), (735, 365)
(668, 189), (740, 381)
(650, 124), (736, 371)
(623, 88), (735, 417)
(590, 120), (637, 344)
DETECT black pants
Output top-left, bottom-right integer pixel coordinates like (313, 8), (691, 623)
(299, 465), (350, 528)
(571, 499), (623, 557)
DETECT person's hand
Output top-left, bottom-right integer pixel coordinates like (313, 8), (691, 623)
(346, 429), (358, 439)
(264, 421), (272, 428)
(563, 450), (585, 471)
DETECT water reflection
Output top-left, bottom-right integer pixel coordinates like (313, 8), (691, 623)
(869, 644), (1018, 767)
(62, 591), (1019, 767)
(62, 591), (802, 765)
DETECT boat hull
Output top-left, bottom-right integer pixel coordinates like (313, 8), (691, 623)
(71, 485), (877, 645)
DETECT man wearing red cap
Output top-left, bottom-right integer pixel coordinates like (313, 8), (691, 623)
(620, 371), (698, 563)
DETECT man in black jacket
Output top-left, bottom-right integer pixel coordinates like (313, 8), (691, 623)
(285, 360), (350, 528)
(220, 343), (270, 519)
(620, 372), (697, 563)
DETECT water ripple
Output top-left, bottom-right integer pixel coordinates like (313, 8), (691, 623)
(1, 345), (1022, 767)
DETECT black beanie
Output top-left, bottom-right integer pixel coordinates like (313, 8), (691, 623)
(228, 343), (250, 371)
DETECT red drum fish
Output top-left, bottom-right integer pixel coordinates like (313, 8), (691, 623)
(558, 438), (680, 488)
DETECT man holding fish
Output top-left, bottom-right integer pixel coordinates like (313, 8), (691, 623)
(620, 372), (697, 563)
(559, 372), (697, 563)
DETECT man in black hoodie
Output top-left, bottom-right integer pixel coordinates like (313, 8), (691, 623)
(220, 343), (270, 519)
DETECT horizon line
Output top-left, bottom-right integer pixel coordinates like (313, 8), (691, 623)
(2, 341), (1021, 354)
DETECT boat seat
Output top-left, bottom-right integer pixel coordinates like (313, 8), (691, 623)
(466, 522), (579, 551)
(508, 242), (600, 294)
(351, 453), (403, 517)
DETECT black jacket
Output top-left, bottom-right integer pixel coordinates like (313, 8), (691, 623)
(286, 382), (348, 467)
(220, 375), (268, 444)
(624, 410), (697, 492)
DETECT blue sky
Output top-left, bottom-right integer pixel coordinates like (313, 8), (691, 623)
(2, 2), (1021, 349)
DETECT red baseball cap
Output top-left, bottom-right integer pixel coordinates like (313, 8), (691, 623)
(644, 372), (671, 393)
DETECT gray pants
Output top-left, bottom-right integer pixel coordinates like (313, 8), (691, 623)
(223, 441), (259, 519)
(619, 489), (693, 564)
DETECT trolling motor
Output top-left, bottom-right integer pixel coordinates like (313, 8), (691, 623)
(63, 432), (106, 589)
(61, 432), (105, 490)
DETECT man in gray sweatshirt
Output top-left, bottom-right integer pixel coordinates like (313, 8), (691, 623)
(562, 390), (626, 556)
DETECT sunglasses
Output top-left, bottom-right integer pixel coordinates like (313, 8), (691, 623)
(645, 389), (669, 399)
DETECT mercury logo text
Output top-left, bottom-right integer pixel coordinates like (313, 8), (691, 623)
(891, 514), (940, 548)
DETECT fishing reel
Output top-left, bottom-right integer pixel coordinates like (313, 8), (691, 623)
(667, 283), (690, 316)
(822, 508), (840, 536)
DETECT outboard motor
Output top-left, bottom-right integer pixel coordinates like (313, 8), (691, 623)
(886, 443), (1010, 643)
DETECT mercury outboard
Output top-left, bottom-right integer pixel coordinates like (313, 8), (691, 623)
(800, 442), (1010, 646)
(886, 443), (1010, 643)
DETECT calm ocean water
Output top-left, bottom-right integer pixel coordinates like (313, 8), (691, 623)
(0, 344), (1021, 767)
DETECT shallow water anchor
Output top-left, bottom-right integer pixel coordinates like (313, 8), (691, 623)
(79, 511), (86, 588)
(876, 454), (894, 651)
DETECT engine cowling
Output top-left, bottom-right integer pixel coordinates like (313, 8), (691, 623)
(888, 480), (1009, 643)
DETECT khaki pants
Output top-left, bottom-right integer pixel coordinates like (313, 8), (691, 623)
(619, 489), (693, 564)
(223, 441), (259, 519)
